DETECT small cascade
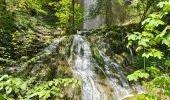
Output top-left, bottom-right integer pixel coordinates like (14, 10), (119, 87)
(20, 36), (65, 71)
(44, 36), (65, 53)
(98, 50), (134, 100)
(129, 47), (134, 56)
(68, 35), (108, 100)
(98, 50), (129, 87)
(134, 82), (145, 94)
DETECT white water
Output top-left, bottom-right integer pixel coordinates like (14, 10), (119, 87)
(83, 0), (104, 30)
(129, 47), (134, 56)
(134, 82), (145, 94)
(18, 33), (144, 100)
(44, 36), (65, 53)
(68, 35), (108, 100)
(68, 34), (145, 100)
(98, 50), (134, 100)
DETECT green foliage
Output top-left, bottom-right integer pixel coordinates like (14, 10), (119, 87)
(0, 57), (16, 66)
(0, 75), (33, 99)
(0, 12), (15, 49)
(127, 69), (149, 81)
(149, 74), (170, 96)
(11, 29), (34, 58)
(0, 0), (50, 60)
(48, 0), (83, 29)
(0, 75), (82, 100)
(142, 49), (163, 59)
(26, 0), (47, 14)
(127, 0), (170, 58)
(137, 94), (158, 100)
(165, 60), (170, 67)
(74, 4), (84, 29)
(4, 0), (47, 14)
(49, 0), (72, 28)
(0, 46), (16, 66)
(1, 0), (83, 100)
(26, 78), (82, 100)
(127, 0), (170, 99)
(127, 0), (170, 59)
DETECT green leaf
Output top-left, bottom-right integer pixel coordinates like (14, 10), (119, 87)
(5, 87), (12, 94)
(27, 92), (39, 98)
(142, 18), (150, 25)
(136, 46), (143, 52)
(127, 70), (149, 81)
(0, 95), (4, 100)
(138, 37), (150, 47)
(49, 81), (53, 86)
(145, 19), (165, 30)
(77, 80), (82, 86)
(60, 94), (64, 98)
(142, 52), (153, 58)
(14, 88), (19, 94)
(147, 66), (160, 77)
(128, 34), (138, 41)
(162, 34), (170, 47)
(20, 83), (27, 90)
(150, 49), (163, 59)
(165, 60), (170, 67)
(0, 75), (8, 81)
(141, 32), (154, 38)
(149, 40), (156, 45)
(142, 49), (163, 59)
(127, 41), (132, 48)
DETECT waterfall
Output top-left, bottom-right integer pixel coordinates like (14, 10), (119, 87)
(68, 34), (145, 100)
(68, 35), (108, 100)
(83, 0), (104, 30)
(17, 33), (144, 100)
(98, 50), (134, 100)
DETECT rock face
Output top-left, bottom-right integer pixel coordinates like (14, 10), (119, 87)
(83, 0), (105, 30)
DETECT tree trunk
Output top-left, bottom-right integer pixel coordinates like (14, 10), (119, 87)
(72, 0), (75, 29)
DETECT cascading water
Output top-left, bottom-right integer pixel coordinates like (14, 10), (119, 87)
(20, 36), (65, 71)
(44, 36), (65, 53)
(83, 0), (104, 30)
(98, 50), (134, 100)
(18, 34), (144, 100)
(68, 34), (144, 100)
(68, 35), (108, 100)
(98, 50), (130, 87)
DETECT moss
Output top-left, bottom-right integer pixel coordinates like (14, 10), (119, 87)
(92, 46), (104, 67)
(124, 95), (139, 100)
(64, 84), (82, 100)
(89, 25), (130, 55)
(90, 44), (106, 79)
(16, 36), (75, 81)
(97, 76), (114, 100)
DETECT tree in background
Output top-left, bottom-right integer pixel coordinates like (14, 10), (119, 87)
(48, 0), (84, 32)
(88, 0), (164, 26)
